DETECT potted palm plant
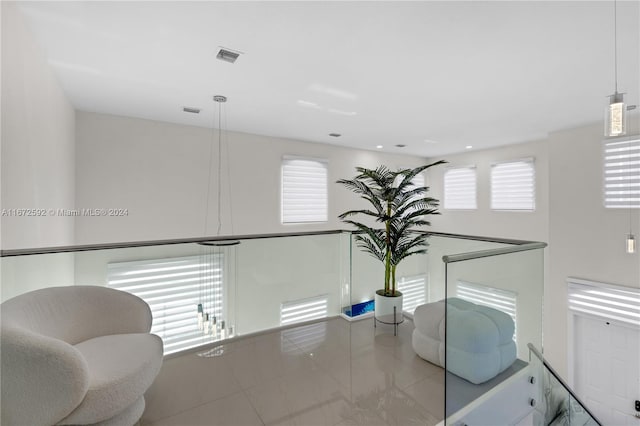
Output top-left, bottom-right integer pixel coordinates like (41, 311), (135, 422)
(337, 161), (445, 322)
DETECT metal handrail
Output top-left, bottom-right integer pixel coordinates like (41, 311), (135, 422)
(527, 343), (603, 426)
(442, 241), (547, 264)
(1, 229), (547, 259)
(0, 230), (347, 257)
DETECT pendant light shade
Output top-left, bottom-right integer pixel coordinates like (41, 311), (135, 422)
(605, 0), (628, 137)
(605, 92), (627, 137)
(627, 234), (636, 254)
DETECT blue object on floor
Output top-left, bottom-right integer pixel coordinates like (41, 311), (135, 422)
(343, 299), (374, 317)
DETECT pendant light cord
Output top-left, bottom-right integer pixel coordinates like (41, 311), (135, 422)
(614, 0), (619, 93)
(203, 105), (216, 237)
(204, 98), (225, 236)
(217, 103), (223, 235)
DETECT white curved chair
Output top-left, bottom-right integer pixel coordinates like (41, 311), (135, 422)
(1, 286), (163, 426)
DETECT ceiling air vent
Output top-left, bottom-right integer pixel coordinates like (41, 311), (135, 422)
(216, 48), (240, 63)
(183, 107), (201, 114)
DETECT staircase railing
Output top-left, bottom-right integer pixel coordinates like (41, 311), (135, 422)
(528, 343), (602, 426)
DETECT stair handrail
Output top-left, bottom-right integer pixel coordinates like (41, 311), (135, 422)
(527, 343), (603, 426)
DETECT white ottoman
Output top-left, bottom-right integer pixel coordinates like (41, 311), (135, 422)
(412, 297), (516, 384)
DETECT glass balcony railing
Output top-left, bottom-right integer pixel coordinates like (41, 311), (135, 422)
(2, 229), (599, 425)
(440, 236), (546, 425)
(528, 343), (602, 426)
(1, 231), (351, 355)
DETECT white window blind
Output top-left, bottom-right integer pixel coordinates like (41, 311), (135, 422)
(280, 294), (329, 326)
(603, 137), (640, 208)
(282, 157), (328, 223)
(568, 278), (640, 327)
(457, 281), (518, 341)
(410, 172), (425, 190)
(491, 159), (535, 211)
(398, 275), (428, 315)
(401, 172), (426, 214)
(107, 255), (223, 355)
(444, 166), (477, 209)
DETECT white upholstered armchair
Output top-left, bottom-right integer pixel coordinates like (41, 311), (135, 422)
(1, 286), (163, 426)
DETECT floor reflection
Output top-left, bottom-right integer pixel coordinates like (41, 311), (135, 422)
(142, 317), (444, 426)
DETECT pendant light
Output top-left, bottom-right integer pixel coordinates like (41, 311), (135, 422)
(196, 95), (239, 340)
(605, 0), (627, 137)
(626, 233), (636, 254)
(627, 164), (636, 254)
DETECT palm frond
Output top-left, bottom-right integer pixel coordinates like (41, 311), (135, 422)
(354, 234), (386, 262)
(338, 209), (381, 220)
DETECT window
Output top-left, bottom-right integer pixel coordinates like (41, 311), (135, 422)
(397, 274), (428, 315)
(444, 166), (477, 209)
(107, 255), (224, 355)
(410, 172), (425, 190)
(280, 294), (329, 325)
(491, 159), (535, 211)
(568, 278), (640, 326)
(603, 137), (640, 208)
(456, 280), (518, 341)
(281, 157), (328, 223)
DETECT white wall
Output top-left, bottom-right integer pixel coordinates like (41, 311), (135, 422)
(0, 2), (76, 301)
(0, 1), (76, 250)
(75, 111), (431, 245)
(547, 121), (640, 378)
(427, 139), (549, 243)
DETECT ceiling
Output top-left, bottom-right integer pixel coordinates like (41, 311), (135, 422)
(16, 1), (640, 157)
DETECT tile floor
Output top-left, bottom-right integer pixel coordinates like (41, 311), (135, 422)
(142, 317), (444, 426)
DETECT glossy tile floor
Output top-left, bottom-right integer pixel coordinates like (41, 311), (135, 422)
(142, 317), (444, 426)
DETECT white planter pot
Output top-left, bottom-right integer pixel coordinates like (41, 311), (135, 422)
(374, 290), (403, 320)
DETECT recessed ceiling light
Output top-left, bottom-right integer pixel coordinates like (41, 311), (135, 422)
(329, 133), (341, 137)
(395, 144), (406, 148)
(376, 145), (384, 149)
(465, 145), (473, 149)
(183, 106), (201, 114)
(216, 47), (241, 63)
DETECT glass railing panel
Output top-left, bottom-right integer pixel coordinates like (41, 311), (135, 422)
(75, 241), (233, 355)
(343, 232), (384, 319)
(529, 343), (602, 426)
(2, 231), (350, 356)
(426, 234), (511, 304)
(1, 251), (75, 302)
(347, 233), (428, 320)
(233, 233), (346, 335)
(346, 232), (509, 321)
(444, 246), (545, 425)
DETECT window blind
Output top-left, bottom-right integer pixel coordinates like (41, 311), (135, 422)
(282, 157), (328, 223)
(456, 280), (518, 341)
(107, 255), (223, 355)
(491, 159), (535, 211)
(444, 166), (477, 210)
(280, 294), (329, 326)
(568, 278), (640, 327)
(398, 275), (427, 315)
(603, 137), (640, 208)
(411, 173), (425, 190)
